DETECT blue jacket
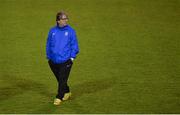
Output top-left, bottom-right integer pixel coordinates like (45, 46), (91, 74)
(46, 25), (79, 64)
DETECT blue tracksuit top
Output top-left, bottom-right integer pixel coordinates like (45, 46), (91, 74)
(46, 25), (79, 64)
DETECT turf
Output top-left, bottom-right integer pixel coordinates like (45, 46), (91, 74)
(0, 0), (180, 114)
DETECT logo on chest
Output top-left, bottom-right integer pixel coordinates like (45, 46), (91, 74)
(65, 32), (68, 36)
(52, 33), (55, 36)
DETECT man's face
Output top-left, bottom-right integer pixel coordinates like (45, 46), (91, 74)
(57, 15), (68, 27)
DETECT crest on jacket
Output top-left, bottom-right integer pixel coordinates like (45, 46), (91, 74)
(65, 32), (68, 36)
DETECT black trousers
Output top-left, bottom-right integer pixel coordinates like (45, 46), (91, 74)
(48, 59), (73, 100)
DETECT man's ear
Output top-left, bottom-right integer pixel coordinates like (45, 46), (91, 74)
(57, 20), (60, 24)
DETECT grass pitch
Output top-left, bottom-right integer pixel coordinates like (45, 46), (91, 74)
(0, 0), (180, 113)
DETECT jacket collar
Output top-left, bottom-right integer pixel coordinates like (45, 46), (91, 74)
(56, 25), (69, 30)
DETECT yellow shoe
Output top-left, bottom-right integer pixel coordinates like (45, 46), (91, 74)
(62, 92), (72, 101)
(53, 98), (62, 105)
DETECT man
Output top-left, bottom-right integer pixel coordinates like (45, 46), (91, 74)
(46, 11), (79, 105)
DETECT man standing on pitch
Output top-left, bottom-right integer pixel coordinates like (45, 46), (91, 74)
(46, 11), (79, 105)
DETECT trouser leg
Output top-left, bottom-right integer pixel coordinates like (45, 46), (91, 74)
(57, 60), (72, 99)
(48, 60), (59, 82)
(48, 59), (73, 100)
(61, 60), (72, 93)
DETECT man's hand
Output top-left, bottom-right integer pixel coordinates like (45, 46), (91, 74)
(70, 58), (74, 61)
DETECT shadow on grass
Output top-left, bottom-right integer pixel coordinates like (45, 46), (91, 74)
(0, 74), (54, 101)
(72, 77), (116, 99)
(0, 74), (58, 113)
(33, 77), (116, 114)
(0, 74), (116, 113)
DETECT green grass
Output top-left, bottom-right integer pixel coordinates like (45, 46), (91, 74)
(0, 0), (180, 113)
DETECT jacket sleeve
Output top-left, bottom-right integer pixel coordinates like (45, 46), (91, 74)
(70, 30), (79, 59)
(46, 30), (52, 59)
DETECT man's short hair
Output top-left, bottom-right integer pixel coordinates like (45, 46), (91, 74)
(56, 11), (68, 21)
